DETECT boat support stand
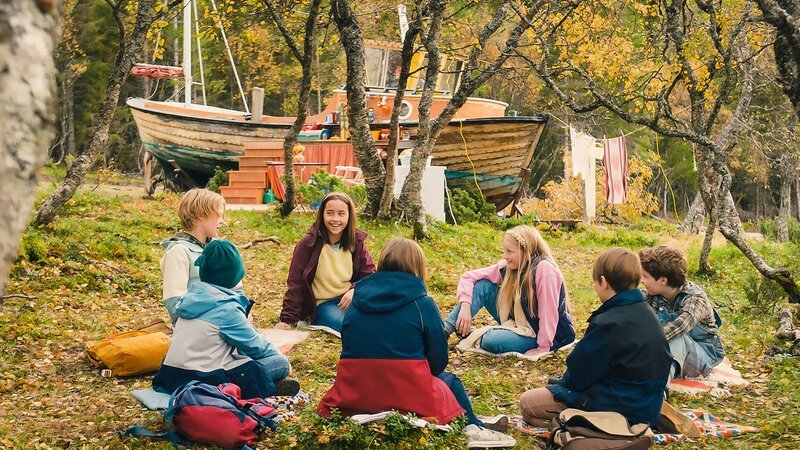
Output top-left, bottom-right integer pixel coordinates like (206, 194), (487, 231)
(509, 168), (531, 217)
(167, 159), (199, 190)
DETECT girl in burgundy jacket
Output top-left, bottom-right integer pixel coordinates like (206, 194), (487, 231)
(276, 192), (375, 334)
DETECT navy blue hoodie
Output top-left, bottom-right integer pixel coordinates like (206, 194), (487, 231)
(318, 271), (463, 423)
(548, 289), (672, 427)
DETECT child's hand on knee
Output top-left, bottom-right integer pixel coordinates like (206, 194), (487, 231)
(339, 288), (355, 311)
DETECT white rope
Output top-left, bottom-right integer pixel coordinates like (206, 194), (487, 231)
(145, 78), (161, 100)
(192, 0), (208, 105)
(445, 184), (457, 225)
(209, 0), (249, 113)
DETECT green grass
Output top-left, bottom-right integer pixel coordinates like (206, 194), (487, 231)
(2, 183), (799, 448)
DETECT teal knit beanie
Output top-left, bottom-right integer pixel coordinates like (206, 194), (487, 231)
(195, 239), (246, 288)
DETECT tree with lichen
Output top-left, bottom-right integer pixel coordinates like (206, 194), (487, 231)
(0, 0), (63, 294)
(518, 0), (800, 302)
(34, 0), (176, 226)
(259, 0), (322, 216)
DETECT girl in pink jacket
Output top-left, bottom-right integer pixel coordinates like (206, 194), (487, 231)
(444, 226), (575, 358)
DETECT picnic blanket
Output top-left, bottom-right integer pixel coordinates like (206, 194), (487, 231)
(456, 336), (578, 362)
(349, 411), (452, 432)
(669, 357), (749, 396)
(508, 409), (759, 444)
(132, 388), (310, 420)
(297, 321), (341, 338)
(258, 327), (310, 353)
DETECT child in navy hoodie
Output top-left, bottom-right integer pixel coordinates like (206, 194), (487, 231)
(318, 237), (515, 448)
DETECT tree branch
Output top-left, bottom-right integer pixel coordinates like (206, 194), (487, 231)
(260, 0), (303, 62)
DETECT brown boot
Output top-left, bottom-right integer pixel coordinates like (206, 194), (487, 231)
(658, 400), (702, 438)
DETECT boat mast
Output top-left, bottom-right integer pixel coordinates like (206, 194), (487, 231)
(182, 0), (192, 106)
(398, 4), (409, 41)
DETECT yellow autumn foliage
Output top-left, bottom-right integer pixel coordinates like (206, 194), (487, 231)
(527, 0), (761, 114)
(523, 155), (658, 223)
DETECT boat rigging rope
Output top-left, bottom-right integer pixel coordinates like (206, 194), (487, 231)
(209, 0), (249, 113)
(193, 0), (208, 105)
(457, 115), (485, 202)
(654, 133), (684, 228)
(145, 79), (161, 100)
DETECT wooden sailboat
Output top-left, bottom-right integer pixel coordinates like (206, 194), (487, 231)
(127, 4), (548, 209)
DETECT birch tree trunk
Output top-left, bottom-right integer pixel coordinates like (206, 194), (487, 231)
(34, 0), (159, 226)
(52, 72), (75, 163)
(0, 0), (62, 294)
(778, 153), (792, 242)
(63, 76), (76, 158)
(377, 19), (420, 219)
(331, 0), (384, 217)
(796, 175), (800, 221)
(755, 0), (800, 117)
(399, 1), (536, 238)
(684, 193), (706, 233)
(263, 0), (321, 217)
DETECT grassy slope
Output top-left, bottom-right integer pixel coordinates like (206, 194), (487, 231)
(1, 183), (799, 449)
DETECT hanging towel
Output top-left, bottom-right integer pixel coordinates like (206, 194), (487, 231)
(603, 135), (628, 204)
(570, 128), (597, 180)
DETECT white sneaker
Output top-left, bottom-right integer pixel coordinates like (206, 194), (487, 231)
(463, 424), (516, 448)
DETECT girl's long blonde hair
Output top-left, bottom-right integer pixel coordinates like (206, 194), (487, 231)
(497, 225), (568, 317)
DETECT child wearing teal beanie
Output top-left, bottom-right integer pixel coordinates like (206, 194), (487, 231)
(194, 239), (247, 288)
(153, 240), (300, 398)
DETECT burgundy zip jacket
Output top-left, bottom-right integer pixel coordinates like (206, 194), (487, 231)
(279, 227), (375, 325)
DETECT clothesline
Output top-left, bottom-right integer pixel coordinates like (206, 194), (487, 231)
(549, 99), (703, 140)
(549, 112), (648, 141)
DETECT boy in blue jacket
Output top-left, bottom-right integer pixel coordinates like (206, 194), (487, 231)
(519, 248), (672, 428)
(153, 240), (298, 398)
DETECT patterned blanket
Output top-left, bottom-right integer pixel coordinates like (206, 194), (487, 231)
(508, 409), (759, 444)
(669, 357), (749, 396)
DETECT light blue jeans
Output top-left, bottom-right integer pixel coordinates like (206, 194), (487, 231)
(667, 334), (720, 379)
(656, 309), (724, 378)
(314, 297), (345, 332)
(256, 353), (291, 382)
(444, 279), (538, 354)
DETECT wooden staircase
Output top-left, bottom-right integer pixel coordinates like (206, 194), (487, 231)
(220, 140), (284, 204)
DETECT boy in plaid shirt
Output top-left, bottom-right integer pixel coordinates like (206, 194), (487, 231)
(639, 246), (724, 380)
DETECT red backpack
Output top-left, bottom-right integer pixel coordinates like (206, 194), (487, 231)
(121, 381), (277, 449)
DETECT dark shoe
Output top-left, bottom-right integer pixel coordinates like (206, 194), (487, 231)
(456, 326), (475, 340)
(477, 414), (509, 433)
(547, 377), (561, 385)
(658, 400), (701, 438)
(275, 378), (301, 397)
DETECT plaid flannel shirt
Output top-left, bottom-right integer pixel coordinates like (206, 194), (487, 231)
(647, 282), (719, 340)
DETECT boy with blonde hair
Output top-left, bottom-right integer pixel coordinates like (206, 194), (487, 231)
(161, 188), (228, 323)
(639, 246), (724, 380)
(520, 248), (671, 428)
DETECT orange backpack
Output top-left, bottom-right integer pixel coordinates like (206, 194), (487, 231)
(85, 320), (171, 377)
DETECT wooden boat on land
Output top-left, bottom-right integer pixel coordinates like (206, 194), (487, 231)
(127, 6), (548, 209)
(128, 96), (546, 208)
